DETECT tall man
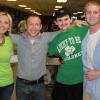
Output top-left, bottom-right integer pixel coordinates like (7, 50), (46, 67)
(11, 15), (59, 100)
(82, 1), (100, 100)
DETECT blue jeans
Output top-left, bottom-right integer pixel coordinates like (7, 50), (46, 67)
(16, 78), (46, 100)
(0, 84), (14, 100)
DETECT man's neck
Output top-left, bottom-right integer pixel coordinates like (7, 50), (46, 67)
(89, 23), (100, 34)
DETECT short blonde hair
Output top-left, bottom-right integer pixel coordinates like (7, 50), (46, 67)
(84, 1), (100, 12)
(84, 0), (100, 11)
(18, 20), (26, 33)
(0, 12), (12, 33)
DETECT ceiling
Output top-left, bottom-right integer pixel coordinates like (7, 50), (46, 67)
(0, 0), (99, 16)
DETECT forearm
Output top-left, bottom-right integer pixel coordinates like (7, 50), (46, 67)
(72, 20), (88, 27)
(95, 70), (100, 78)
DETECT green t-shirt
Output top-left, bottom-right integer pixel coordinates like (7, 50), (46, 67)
(48, 25), (88, 85)
(0, 36), (13, 87)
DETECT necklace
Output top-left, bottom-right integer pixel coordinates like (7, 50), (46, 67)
(0, 37), (5, 46)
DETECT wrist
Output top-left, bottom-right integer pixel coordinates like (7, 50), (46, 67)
(95, 70), (100, 78)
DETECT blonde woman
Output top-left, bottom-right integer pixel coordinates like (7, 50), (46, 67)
(0, 12), (14, 100)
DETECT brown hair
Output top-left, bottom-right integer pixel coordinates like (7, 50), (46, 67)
(26, 14), (41, 24)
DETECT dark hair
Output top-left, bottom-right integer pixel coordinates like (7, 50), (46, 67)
(26, 14), (41, 23)
(55, 8), (72, 19)
(26, 14), (42, 26)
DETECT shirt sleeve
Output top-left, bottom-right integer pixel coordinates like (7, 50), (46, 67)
(10, 34), (20, 44)
(43, 31), (59, 43)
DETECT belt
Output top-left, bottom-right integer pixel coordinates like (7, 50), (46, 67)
(17, 76), (44, 85)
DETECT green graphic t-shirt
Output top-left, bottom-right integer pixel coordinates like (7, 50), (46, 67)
(0, 36), (13, 87)
(48, 25), (88, 85)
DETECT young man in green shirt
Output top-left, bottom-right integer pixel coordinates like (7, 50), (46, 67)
(48, 8), (88, 100)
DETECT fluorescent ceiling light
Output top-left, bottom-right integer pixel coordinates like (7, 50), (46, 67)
(34, 11), (42, 15)
(7, 0), (17, 1)
(55, 6), (62, 8)
(54, 9), (59, 11)
(18, 5), (27, 7)
(30, 10), (35, 12)
(73, 13), (78, 15)
(77, 12), (83, 14)
(57, 0), (67, 3)
(25, 8), (31, 10)
(30, 10), (41, 15)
